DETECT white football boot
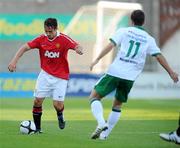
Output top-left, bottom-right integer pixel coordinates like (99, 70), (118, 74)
(160, 131), (180, 145)
(91, 124), (108, 139)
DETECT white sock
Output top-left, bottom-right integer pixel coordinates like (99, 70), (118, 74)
(91, 100), (106, 127)
(101, 110), (121, 138)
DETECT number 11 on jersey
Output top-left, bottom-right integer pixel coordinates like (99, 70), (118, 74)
(126, 40), (141, 58)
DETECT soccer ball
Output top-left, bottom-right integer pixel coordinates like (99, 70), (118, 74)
(20, 120), (36, 134)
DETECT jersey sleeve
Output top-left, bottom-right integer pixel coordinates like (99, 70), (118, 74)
(147, 37), (161, 56)
(109, 28), (125, 46)
(65, 35), (78, 50)
(27, 36), (42, 49)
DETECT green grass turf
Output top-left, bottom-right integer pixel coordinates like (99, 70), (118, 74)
(0, 97), (180, 148)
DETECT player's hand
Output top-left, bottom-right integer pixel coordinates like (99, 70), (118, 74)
(8, 62), (16, 72)
(75, 46), (83, 55)
(169, 71), (179, 83)
(90, 59), (99, 71)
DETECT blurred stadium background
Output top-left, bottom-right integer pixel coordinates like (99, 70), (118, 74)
(0, 0), (179, 98)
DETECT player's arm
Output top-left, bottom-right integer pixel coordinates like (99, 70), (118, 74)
(75, 45), (83, 55)
(8, 43), (31, 72)
(155, 54), (179, 83)
(90, 42), (115, 71)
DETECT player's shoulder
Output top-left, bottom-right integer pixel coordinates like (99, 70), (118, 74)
(147, 35), (156, 43)
(140, 31), (156, 44)
(128, 26), (146, 33)
(119, 26), (142, 34)
(59, 33), (70, 39)
(36, 34), (46, 40)
(132, 27), (154, 38)
(59, 32), (75, 42)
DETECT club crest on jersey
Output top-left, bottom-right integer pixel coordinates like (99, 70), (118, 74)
(44, 50), (60, 58)
(56, 43), (60, 48)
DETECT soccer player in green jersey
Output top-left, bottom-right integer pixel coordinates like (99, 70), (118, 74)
(89, 10), (179, 140)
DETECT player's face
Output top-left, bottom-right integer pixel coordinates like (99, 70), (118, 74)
(44, 26), (57, 40)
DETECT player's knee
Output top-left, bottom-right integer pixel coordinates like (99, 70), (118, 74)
(53, 101), (64, 111)
(34, 98), (43, 106)
(114, 98), (123, 105)
(89, 89), (102, 100)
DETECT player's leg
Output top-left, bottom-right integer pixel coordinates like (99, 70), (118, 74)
(53, 78), (68, 129)
(90, 74), (117, 139)
(33, 70), (51, 133)
(100, 78), (134, 140)
(90, 89), (105, 128)
(32, 98), (44, 133)
(53, 100), (65, 129)
(32, 97), (44, 133)
(90, 89), (108, 139)
(100, 99), (122, 140)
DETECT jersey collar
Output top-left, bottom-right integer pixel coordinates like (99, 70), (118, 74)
(45, 31), (60, 41)
(134, 25), (145, 31)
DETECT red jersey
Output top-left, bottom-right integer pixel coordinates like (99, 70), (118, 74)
(27, 32), (78, 80)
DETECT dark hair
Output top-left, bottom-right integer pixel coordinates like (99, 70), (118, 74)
(44, 18), (58, 29)
(131, 10), (145, 26)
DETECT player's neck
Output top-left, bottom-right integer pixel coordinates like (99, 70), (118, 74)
(48, 32), (58, 41)
(133, 25), (144, 30)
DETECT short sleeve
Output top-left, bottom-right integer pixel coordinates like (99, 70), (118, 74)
(27, 36), (41, 49)
(147, 37), (161, 56)
(109, 28), (125, 47)
(65, 36), (78, 50)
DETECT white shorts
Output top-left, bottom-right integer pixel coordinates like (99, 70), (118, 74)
(34, 70), (68, 101)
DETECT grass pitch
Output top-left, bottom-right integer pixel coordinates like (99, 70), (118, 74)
(0, 97), (180, 148)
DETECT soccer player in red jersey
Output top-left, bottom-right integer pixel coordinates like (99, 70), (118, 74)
(8, 18), (83, 133)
